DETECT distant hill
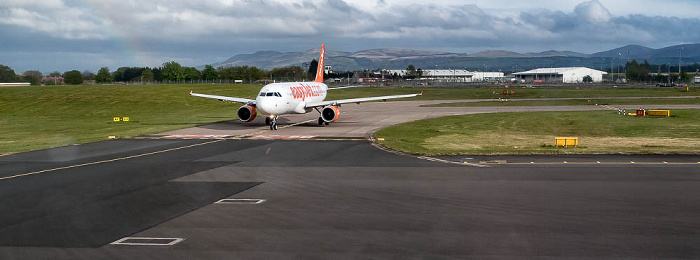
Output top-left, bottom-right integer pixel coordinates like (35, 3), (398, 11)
(532, 50), (590, 58)
(215, 48), (354, 69)
(590, 44), (656, 58)
(349, 48), (456, 60)
(467, 50), (528, 58)
(205, 43), (700, 72)
(653, 44), (700, 58)
(466, 50), (589, 58)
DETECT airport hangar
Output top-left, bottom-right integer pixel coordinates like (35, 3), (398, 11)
(389, 69), (504, 82)
(513, 67), (607, 83)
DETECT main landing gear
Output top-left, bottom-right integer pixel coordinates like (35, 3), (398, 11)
(268, 116), (278, 130)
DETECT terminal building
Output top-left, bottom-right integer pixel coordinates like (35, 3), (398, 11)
(513, 67), (607, 83)
(389, 69), (504, 82)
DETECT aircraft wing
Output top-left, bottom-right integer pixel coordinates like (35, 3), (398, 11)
(190, 91), (256, 105)
(305, 92), (422, 108)
(327, 85), (362, 90)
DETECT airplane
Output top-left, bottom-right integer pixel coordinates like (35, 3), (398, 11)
(190, 44), (422, 130)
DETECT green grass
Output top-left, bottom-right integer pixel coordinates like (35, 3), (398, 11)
(375, 109), (700, 155)
(328, 86), (699, 100)
(1, 84), (698, 155)
(0, 84), (262, 154)
(423, 98), (700, 107)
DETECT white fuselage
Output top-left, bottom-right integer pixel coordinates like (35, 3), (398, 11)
(255, 82), (328, 116)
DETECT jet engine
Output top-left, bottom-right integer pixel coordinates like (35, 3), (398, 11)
(237, 105), (257, 122)
(321, 106), (340, 123)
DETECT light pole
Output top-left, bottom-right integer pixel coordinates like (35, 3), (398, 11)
(625, 50), (629, 82)
(611, 56), (614, 83)
(679, 46), (683, 82)
(617, 52), (621, 83)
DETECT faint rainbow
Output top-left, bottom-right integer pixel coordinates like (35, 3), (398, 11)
(80, 0), (160, 68)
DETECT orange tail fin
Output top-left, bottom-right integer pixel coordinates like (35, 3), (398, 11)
(314, 44), (325, 83)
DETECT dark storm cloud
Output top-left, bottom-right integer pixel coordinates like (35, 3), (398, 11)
(516, 0), (700, 48)
(614, 15), (700, 43)
(520, 10), (576, 32)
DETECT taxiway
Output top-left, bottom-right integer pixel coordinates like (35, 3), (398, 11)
(0, 101), (699, 259)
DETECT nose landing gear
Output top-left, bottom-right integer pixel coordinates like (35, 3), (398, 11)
(269, 116), (278, 130)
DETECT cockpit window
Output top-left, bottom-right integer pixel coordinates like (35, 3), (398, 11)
(260, 92), (281, 97)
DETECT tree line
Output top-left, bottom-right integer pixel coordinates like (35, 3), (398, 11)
(0, 60), (325, 86)
(2, 59), (698, 86)
(623, 59), (696, 83)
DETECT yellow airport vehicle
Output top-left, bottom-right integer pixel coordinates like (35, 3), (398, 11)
(555, 137), (579, 147)
(647, 110), (670, 117)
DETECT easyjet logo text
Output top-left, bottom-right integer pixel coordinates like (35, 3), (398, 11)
(290, 84), (323, 101)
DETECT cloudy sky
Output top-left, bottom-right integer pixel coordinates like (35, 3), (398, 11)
(1, 0), (699, 73)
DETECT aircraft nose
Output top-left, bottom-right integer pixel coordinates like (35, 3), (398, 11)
(257, 98), (277, 114)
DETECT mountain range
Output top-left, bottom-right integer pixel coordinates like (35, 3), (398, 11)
(207, 43), (700, 72)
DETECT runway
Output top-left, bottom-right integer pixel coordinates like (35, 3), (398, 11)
(1, 101), (699, 259)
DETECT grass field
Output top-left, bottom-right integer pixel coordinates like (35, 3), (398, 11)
(1, 83), (698, 155)
(327, 85), (699, 100)
(423, 97), (700, 107)
(375, 110), (700, 155)
(0, 84), (261, 154)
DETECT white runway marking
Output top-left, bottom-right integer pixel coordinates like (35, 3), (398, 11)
(110, 237), (185, 246)
(215, 199), (266, 204)
(162, 134), (232, 139)
(249, 135), (317, 139)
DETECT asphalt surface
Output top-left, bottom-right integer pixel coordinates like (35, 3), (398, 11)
(0, 138), (699, 259)
(1, 100), (700, 259)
